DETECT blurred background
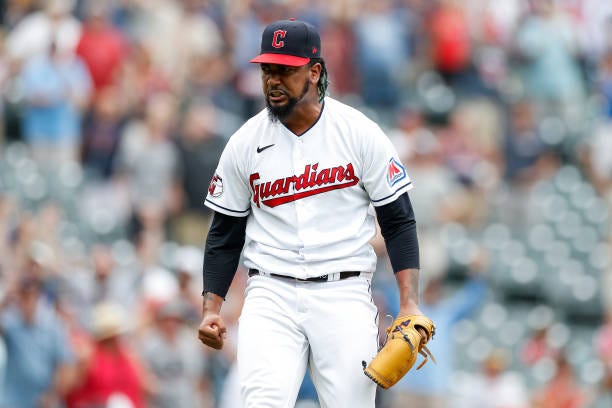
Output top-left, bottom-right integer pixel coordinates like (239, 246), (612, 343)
(0, 0), (612, 407)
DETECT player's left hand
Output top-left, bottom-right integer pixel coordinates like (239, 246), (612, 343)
(398, 305), (428, 345)
(363, 313), (436, 389)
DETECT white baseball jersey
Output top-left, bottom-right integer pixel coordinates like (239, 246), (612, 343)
(205, 97), (412, 279)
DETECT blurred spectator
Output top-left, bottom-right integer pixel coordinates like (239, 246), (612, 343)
(602, 239), (612, 322)
(6, 0), (81, 63)
(65, 302), (149, 408)
(599, 362), (612, 408)
(138, 263), (179, 328)
(64, 244), (140, 327)
(584, 131), (612, 204)
(0, 29), (8, 144)
(392, 258), (488, 408)
(116, 41), (172, 117)
(172, 246), (204, 325)
(139, 300), (210, 408)
(520, 324), (559, 366)
(0, 194), (13, 276)
(171, 102), (225, 246)
(131, 0), (223, 92)
(0, 0), (38, 29)
(513, 0), (585, 112)
(4, 209), (37, 277)
(180, 1), (246, 118)
(577, 0), (612, 63)
(466, 0), (524, 91)
(387, 109), (464, 239)
(114, 92), (181, 238)
(388, 105), (429, 163)
(180, 51), (243, 122)
(75, 1), (127, 96)
(597, 310), (612, 404)
(455, 348), (530, 408)
(596, 311), (612, 366)
(133, 228), (165, 271)
(439, 99), (503, 187)
(319, 16), (356, 96)
(0, 276), (74, 408)
(18, 38), (92, 167)
(582, 51), (612, 199)
(21, 204), (67, 302)
(532, 352), (589, 408)
(503, 99), (547, 184)
(427, 0), (474, 92)
(80, 85), (127, 179)
(597, 50), (612, 120)
(353, 0), (412, 109)
(22, 240), (62, 304)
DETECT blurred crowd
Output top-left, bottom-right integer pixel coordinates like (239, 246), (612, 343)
(1, 0), (612, 407)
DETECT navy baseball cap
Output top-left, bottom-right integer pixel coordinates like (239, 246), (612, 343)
(250, 18), (321, 67)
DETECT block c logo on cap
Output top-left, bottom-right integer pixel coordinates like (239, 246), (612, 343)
(272, 30), (287, 48)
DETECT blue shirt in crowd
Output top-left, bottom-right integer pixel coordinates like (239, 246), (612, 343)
(395, 277), (487, 395)
(19, 53), (91, 146)
(1, 302), (74, 408)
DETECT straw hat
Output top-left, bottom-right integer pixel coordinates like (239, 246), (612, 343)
(90, 302), (128, 341)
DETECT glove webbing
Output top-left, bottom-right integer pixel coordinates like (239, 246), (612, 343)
(395, 324), (437, 370)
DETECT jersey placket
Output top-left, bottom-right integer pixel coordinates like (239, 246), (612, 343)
(292, 135), (309, 274)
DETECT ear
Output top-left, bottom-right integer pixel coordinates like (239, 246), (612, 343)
(309, 63), (322, 84)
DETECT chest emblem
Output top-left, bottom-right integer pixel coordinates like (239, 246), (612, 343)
(249, 163), (359, 208)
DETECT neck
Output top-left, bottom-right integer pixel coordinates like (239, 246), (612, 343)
(281, 99), (323, 136)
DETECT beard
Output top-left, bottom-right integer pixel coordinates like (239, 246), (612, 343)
(266, 80), (310, 123)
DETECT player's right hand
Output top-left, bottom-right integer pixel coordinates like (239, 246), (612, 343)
(198, 314), (227, 350)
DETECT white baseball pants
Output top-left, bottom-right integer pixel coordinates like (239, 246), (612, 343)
(237, 274), (379, 408)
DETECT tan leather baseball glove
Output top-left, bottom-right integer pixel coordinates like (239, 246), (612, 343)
(363, 314), (436, 389)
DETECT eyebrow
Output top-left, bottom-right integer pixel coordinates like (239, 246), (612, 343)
(261, 64), (299, 71)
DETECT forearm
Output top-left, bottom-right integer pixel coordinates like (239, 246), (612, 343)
(202, 292), (224, 315)
(396, 268), (421, 315)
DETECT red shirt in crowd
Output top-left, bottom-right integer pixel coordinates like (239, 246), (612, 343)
(66, 341), (145, 408)
(76, 24), (126, 93)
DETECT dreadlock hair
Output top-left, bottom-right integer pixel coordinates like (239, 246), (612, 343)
(309, 58), (329, 102)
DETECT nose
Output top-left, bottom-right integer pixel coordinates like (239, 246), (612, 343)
(265, 72), (282, 87)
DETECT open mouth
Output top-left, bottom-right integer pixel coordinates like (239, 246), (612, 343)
(268, 90), (287, 103)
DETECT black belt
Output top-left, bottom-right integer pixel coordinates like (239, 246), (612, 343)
(248, 269), (361, 282)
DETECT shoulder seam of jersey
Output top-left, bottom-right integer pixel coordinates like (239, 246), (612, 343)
(371, 181), (412, 204)
(205, 199), (250, 215)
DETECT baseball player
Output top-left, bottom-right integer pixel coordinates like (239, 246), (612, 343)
(197, 19), (434, 407)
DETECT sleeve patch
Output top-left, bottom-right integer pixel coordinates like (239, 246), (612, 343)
(387, 158), (406, 187)
(208, 174), (224, 197)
